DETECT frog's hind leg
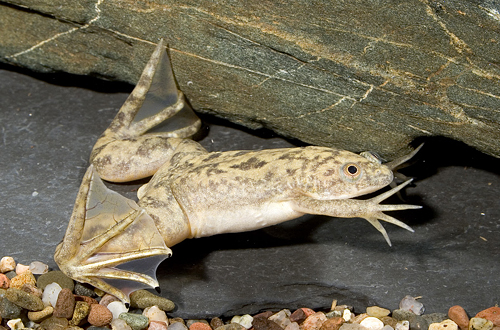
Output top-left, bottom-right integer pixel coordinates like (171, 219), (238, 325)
(91, 39), (201, 182)
(55, 165), (172, 304)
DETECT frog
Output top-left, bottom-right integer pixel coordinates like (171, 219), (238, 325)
(54, 40), (422, 305)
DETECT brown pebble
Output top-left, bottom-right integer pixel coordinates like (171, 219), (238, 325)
(291, 309), (309, 324)
(380, 316), (398, 329)
(70, 301), (90, 326)
(217, 324), (247, 330)
(28, 305), (54, 323)
(211, 317), (225, 329)
(74, 294), (98, 305)
(476, 307), (500, 326)
(88, 303), (113, 326)
(40, 316), (69, 330)
(0, 274), (10, 289)
(21, 283), (43, 298)
(170, 318), (186, 325)
(54, 288), (76, 319)
(9, 270), (36, 289)
(253, 317), (284, 330)
(449, 306), (470, 330)
(254, 311), (274, 319)
(99, 293), (120, 307)
(300, 312), (327, 330)
(5, 287), (44, 311)
(190, 322), (212, 330)
(319, 317), (344, 330)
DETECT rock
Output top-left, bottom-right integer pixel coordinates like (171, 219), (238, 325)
(392, 310), (428, 330)
(189, 323), (212, 330)
(74, 282), (95, 297)
(119, 312), (150, 330)
(0, 274), (10, 289)
(395, 321), (410, 330)
(429, 320), (458, 330)
(70, 301), (91, 326)
(74, 294), (98, 305)
(360, 317), (385, 330)
(21, 283), (42, 298)
(39, 316), (70, 330)
(380, 317), (398, 329)
(112, 318), (133, 330)
(89, 327), (113, 330)
(53, 288), (75, 318)
(29, 261), (49, 275)
(300, 312), (328, 330)
(286, 322), (300, 330)
(269, 310), (291, 328)
(168, 322), (189, 330)
(6, 318), (24, 330)
(382, 326), (394, 330)
(399, 296), (425, 316)
(88, 303), (113, 327)
(476, 307), (500, 326)
(338, 324), (366, 330)
(351, 314), (369, 324)
(0, 257), (15, 273)
(217, 325), (246, 330)
(211, 318), (224, 329)
(130, 290), (175, 311)
(100, 294), (121, 307)
(9, 271), (36, 289)
(143, 306), (168, 325)
(42, 282), (62, 307)
(423, 314), (449, 325)
(186, 320), (210, 328)
(5, 287), (44, 311)
(37, 271), (74, 291)
(469, 318), (494, 330)
(149, 321), (169, 330)
(326, 311), (343, 319)
(232, 314), (254, 329)
(14, 264), (29, 275)
(28, 305), (54, 323)
(449, 307), (470, 330)
(253, 317), (287, 330)
(108, 301), (129, 320)
(170, 318), (186, 325)
(319, 317), (344, 330)
(0, 289), (23, 319)
(342, 310), (352, 323)
(367, 307), (391, 318)
(291, 309), (316, 324)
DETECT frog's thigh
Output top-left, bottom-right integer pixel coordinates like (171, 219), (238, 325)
(90, 136), (183, 182)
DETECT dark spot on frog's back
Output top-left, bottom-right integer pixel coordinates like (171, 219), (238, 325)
(323, 168), (335, 176)
(203, 152), (222, 162)
(230, 157), (268, 170)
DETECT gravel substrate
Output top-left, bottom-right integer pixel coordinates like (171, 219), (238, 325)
(1, 257), (498, 330)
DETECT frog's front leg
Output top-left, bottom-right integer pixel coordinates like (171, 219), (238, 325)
(90, 39), (201, 182)
(292, 180), (420, 246)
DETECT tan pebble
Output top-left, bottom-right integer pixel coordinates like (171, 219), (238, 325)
(28, 305), (54, 323)
(211, 317), (224, 329)
(67, 326), (85, 330)
(88, 303), (113, 326)
(367, 307), (391, 318)
(6, 287), (44, 311)
(470, 318), (494, 330)
(54, 288), (76, 319)
(351, 313), (369, 324)
(149, 321), (169, 330)
(476, 307), (500, 327)
(100, 293), (120, 307)
(449, 306), (470, 330)
(143, 306), (168, 325)
(39, 316), (69, 330)
(319, 317), (344, 330)
(21, 283), (42, 298)
(15, 263), (29, 275)
(300, 312), (328, 330)
(0, 257), (16, 273)
(10, 270), (36, 289)
(429, 320), (458, 330)
(70, 301), (90, 326)
(0, 274), (10, 289)
(170, 318), (186, 325)
(112, 318), (133, 330)
(380, 317), (398, 329)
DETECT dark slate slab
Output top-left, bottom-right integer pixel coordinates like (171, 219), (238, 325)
(0, 64), (498, 319)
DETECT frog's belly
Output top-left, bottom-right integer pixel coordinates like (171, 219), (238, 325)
(187, 201), (303, 238)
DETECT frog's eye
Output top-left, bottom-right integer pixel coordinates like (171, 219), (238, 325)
(342, 163), (362, 180)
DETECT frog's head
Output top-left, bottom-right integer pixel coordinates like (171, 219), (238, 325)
(300, 148), (393, 200)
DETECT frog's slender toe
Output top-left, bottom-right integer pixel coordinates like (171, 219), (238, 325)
(55, 165), (172, 303)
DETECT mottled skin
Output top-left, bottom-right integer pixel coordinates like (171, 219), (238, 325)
(55, 40), (420, 304)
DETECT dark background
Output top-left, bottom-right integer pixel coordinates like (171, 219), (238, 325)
(0, 63), (498, 318)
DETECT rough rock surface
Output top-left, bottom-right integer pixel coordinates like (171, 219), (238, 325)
(1, 1), (500, 158)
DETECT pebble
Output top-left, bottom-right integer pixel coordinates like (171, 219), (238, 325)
(170, 318), (186, 325)
(380, 317), (398, 329)
(0, 289), (23, 319)
(429, 320), (458, 330)
(253, 316), (285, 330)
(469, 318), (494, 330)
(75, 294), (99, 305)
(39, 316), (69, 330)
(14, 264), (29, 275)
(360, 317), (385, 330)
(130, 290), (175, 311)
(150, 321), (169, 330)
(70, 301), (90, 326)
(6, 318), (24, 330)
(291, 309), (316, 324)
(37, 271), (75, 291)
(28, 305), (54, 322)
(29, 261), (49, 275)
(449, 306), (470, 330)
(119, 312), (150, 330)
(270, 310), (291, 328)
(189, 322), (212, 330)
(187, 320), (210, 327)
(232, 314), (254, 329)
(211, 317), (225, 329)
(343, 310), (352, 322)
(88, 303), (113, 327)
(367, 307), (391, 318)
(108, 300), (129, 320)
(476, 307), (500, 326)
(143, 305), (168, 325)
(9, 270), (36, 289)
(100, 293), (121, 307)
(286, 321), (301, 330)
(301, 312), (328, 330)
(395, 321), (410, 330)
(382, 326), (394, 330)
(319, 317), (344, 330)
(21, 283), (42, 298)
(0, 257), (15, 273)
(392, 309), (430, 329)
(74, 282), (95, 297)
(42, 282), (63, 307)
(112, 318), (133, 330)
(168, 322), (189, 330)
(338, 324), (366, 330)
(399, 296), (425, 316)
(89, 326), (113, 330)
(5, 287), (44, 311)
(0, 274), (10, 289)
(54, 288), (76, 318)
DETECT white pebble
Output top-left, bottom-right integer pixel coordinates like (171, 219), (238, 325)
(7, 318), (24, 330)
(399, 295), (425, 315)
(42, 282), (62, 307)
(382, 326), (394, 330)
(285, 322), (300, 330)
(429, 320), (458, 330)
(231, 314), (254, 329)
(343, 309), (352, 322)
(15, 263), (29, 274)
(0, 256), (16, 273)
(29, 261), (49, 274)
(360, 317), (384, 330)
(395, 321), (410, 330)
(111, 318), (133, 330)
(108, 300), (129, 320)
(143, 305), (168, 325)
(270, 310), (291, 328)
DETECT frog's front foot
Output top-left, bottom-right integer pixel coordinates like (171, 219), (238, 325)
(55, 166), (172, 304)
(292, 180), (420, 246)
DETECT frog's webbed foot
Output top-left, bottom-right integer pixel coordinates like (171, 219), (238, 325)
(55, 165), (172, 304)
